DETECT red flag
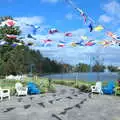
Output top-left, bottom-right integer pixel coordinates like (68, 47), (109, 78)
(107, 32), (113, 37)
(44, 39), (52, 43)
(107, 31), (117, 39)
(5, 19), (16, 27)
(85, 40), (95, 46)
(65, 32), (72, 37)
(6, 34), (17, 39)
(82, 13), (87, 23)
(76, 8), (87, 23)
(49, 28), (58, 34)
(58, 43), (65, 47)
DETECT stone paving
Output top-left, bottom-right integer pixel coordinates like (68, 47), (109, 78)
(0, 85), (120, 120)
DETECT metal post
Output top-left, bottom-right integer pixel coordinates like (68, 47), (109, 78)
(61, 58), (64, 80)
(75, 72), (78, 86)
(88, 55), (91, 81)
(30, 64), (34, 80)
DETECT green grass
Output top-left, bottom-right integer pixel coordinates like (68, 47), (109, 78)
(0, 76), (117, 95)
(0, 77), (56, 95)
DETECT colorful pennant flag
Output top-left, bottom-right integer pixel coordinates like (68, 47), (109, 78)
(81, 36), (88, 40)
(88, 23), (93, 32)
(76, 40), (85, 46)
(58, 43), (65, 47)
(85, 40), (96, 46)
(76, 8), (87, 23)
(11, 43), (18, 47)
(107, 32), (117, 39)
(70, 42), (77, 47)
(27, 42), (33, 46)
(44, 39), (52, 43)
(5, 19), (16, 27)
(59, 40), (66, 44)
(27, 34), (36, 40)
(6, 34), (17, 39)
(65, 32), (72, 37)
(94, 25), (104, 31)
(99, 40), (111, 47)
(26, 24), (41, 35)
(0, 41), (7, 46)
(17, 43), (23, 45)
(117, 36), (120, 39)
(49, 28), (58, 34)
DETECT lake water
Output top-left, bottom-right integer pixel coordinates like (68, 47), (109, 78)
(42, 72), (119, 82)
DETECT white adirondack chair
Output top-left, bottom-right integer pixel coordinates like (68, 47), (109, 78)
(15, 82), (28, 96)
(0, 87), (10, 101)
(6, 75), (14, 80)
(91, 81), (103, 94)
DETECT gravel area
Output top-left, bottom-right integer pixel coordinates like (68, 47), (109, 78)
(0, 85), (120, 120)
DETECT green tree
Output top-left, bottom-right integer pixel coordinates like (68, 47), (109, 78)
(0, 16), (72, 76)
(108, 65), (118, 72)
(74, 63), (90, 72)
(92, 61), (105, 72)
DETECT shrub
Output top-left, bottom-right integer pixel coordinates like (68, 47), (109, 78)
(79, 84), (91, 93)
(48, 85), (56, 93)
(10, 88), (16, 96)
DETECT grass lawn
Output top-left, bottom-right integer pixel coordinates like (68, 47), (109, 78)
(0, 76), (116, 95)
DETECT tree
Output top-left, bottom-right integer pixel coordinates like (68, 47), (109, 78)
(0, 16), (71, 76)
(108, 65), (118, 72)
(74, 63), (90, 72)
(92, 60), (105, 72)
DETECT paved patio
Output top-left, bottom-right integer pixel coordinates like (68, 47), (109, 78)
(0, 85), (120, 120)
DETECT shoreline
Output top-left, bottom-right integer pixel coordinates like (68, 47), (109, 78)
(41, 72), (118, 82)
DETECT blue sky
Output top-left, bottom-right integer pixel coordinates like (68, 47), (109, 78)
(0, 0), (109, 31)
(1, 0), (120, 66)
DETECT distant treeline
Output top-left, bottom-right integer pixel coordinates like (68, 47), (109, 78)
(74, 62), (119, 72)
(0, 46), (72, 76)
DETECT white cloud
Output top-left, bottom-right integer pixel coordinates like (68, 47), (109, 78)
(65, 13), (73, 20)
(41, 0), (59, 3)
(103, 1), (120, 17)
(15, 16), (45, 25)
(71, 28), (87, 36)
(38, 45), (120, 66)
(99, 14), (113, 23)
(14, 16), (48, 35)
(99, 1), (120, 25)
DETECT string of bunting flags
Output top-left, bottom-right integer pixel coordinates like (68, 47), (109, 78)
(0, 3), (120, 49)
(64, 0), (120, 42)
(0, 18), (120, 48)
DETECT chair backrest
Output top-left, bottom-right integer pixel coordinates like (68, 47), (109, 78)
(27, 82), (37, 88)
(96, 81), (102, 89)
(6, 75), (14, 80)
(107, 81), (115, 88)
(15, 82), (23, 90)
(117, 80), (120, 86)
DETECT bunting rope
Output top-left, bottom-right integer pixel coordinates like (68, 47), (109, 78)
(64, 0), (120, 41)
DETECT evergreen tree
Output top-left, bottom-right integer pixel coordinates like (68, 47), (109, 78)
(0, 16), (71, 76)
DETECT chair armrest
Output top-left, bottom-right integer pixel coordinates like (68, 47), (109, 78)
(1, 89), (10, 92)
(1, 89), (10, 93)
(115, 87), (120, 90)
(91, 86), (96, 89)
(19, 87), (28, 91)
(25, 87), (28, 91)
